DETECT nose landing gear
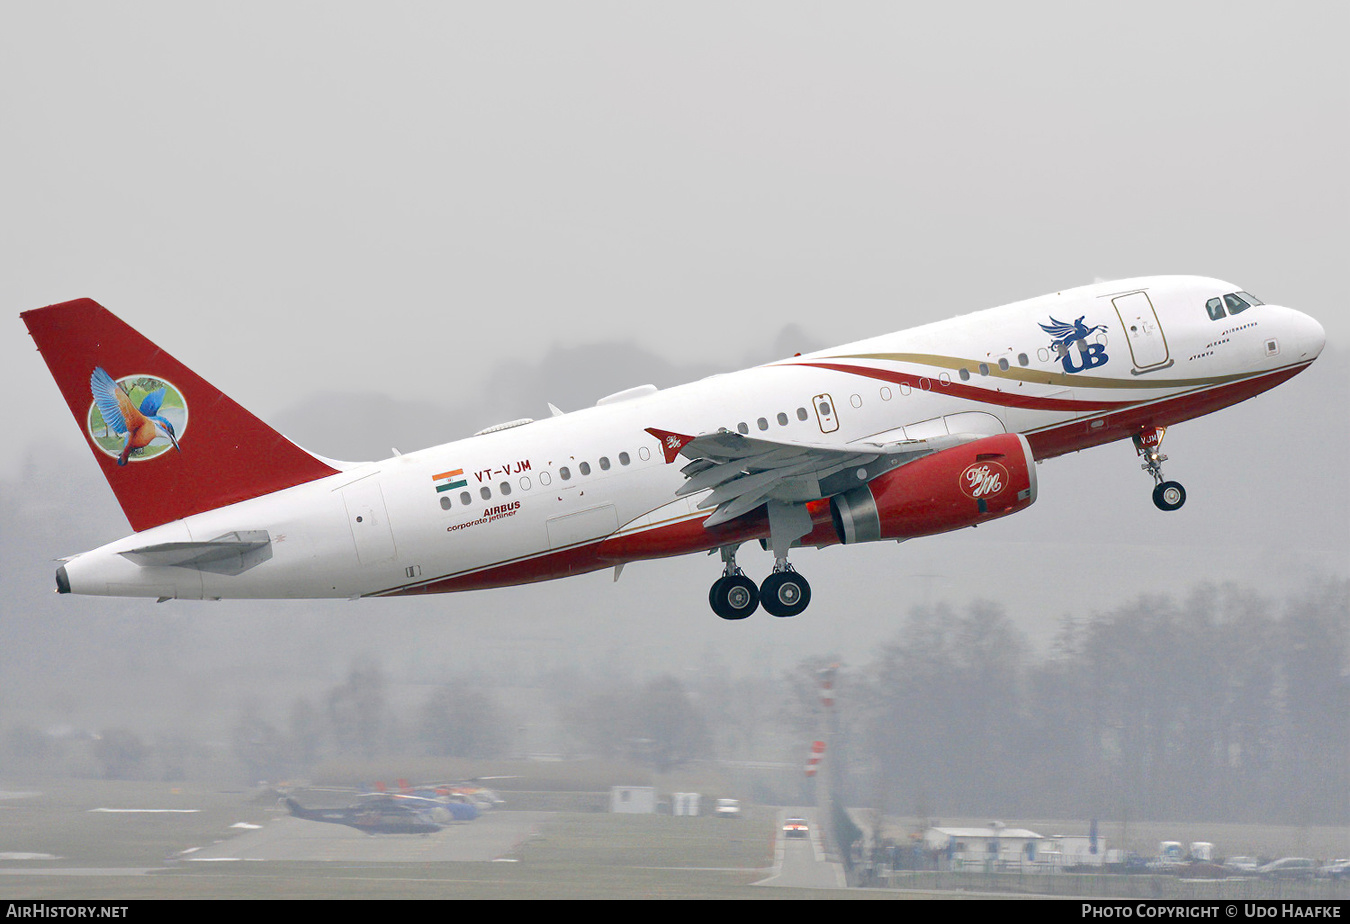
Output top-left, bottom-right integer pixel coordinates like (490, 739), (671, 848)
(1152, 480), (1186, 512)
(1134, 427), (1186, 511)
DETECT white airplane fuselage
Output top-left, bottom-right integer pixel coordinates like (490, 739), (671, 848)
(50, 276), (1325, 604)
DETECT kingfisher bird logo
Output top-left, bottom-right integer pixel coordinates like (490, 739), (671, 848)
(1039, 315), (1109, 373)
(87, 368), (188, 465)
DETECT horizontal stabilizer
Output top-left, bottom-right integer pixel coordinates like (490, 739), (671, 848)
(119, 530), (272, 575)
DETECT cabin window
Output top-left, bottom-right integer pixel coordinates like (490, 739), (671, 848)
(499, 481), (511, 496)
(520, 476), (532, 490)
(959, 368), (970, 381)
(737, 422), (749, 434)
(998, 358), (1009, 371)
(796, 407), (809, 421)
(480, 486), (491, 500)
(639, 447), (650, 461)
(579, 461), (591, 476)
(978, 363), (989, 376)
(460, 491), (472, 505)
(440, 496), (452, 510)
(1018, 353), (1029, 366)
(540, 471), (552, 486)
(559, 466), (571, 480)
(599, 456), (611, 471)
(777, 412), (789, 425)
(757, 417), (769, 430)
(849, 394), (862, 408)
(619, 452), (631, 465)
(817, 400), (832, 415)
(1224, 293), (1251, 315)
(1206, 297), (1225, 320)
(880, 387), (892, 401)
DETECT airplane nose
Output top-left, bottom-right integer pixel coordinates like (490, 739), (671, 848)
(1292, 310), (1326, 360)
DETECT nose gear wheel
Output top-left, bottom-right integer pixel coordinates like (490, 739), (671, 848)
(1152, 481), (1186, 511)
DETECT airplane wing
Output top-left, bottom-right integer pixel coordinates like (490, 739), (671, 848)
(644, 427), (980, 528)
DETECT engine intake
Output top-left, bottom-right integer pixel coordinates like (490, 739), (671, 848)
(830, 433), (1037, 544)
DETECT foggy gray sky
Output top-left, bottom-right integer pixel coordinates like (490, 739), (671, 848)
(2, 4), (1347, 692)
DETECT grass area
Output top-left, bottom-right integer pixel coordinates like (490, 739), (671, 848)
(7, 778), (1343, 900)
(1, 864), (804, 901)
(518, 809), (774, 871)
(0, 780), (832, 899)
(0, 780), (266, 867)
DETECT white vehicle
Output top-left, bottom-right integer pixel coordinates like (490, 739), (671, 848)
(1189, 842), (1214, 862)
(715, 798), (741, 818)
(23, 278), (1324, 617)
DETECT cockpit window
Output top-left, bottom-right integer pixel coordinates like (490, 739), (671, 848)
(1224, 293), (1251, 315)
(1205, 297), (1225, 320)
(1236, 291), (1263, 306)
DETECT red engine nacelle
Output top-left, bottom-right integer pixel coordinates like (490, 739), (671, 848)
(829, 433), (1037, 544)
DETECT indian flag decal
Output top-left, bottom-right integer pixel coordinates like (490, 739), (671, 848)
(432, 469), (468, 492)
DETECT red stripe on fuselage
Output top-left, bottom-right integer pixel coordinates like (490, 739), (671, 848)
(376, 361), (1313, 597)
(795, 361), (1135, 412)
(1023, 361), (1311, 459)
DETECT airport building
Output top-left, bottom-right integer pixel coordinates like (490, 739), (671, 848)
(923, 824), (1045, 869)
(609, 786), (656, 814)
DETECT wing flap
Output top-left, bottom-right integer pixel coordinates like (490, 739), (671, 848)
(696, 458), (823, 509)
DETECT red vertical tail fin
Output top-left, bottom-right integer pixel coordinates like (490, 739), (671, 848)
(22, 298), (341, 532)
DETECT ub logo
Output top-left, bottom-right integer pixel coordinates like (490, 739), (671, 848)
(1039, 316), (1109, 373)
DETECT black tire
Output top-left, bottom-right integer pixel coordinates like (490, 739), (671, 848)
(1152, 480), (1186, 511)
(760, 571), (811, 618)
(709, 574), (759, 620)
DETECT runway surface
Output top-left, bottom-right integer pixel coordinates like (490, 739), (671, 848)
(181, 810), (555, 863)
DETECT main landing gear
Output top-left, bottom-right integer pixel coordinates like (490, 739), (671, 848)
(1134, 427), (1186, 512)
(709, 546), (759, 620)
(761, 561), (812, 618)
(708, 545), (812, 620)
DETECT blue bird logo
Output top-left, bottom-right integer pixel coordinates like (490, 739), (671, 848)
(87, 367), (188, 465)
